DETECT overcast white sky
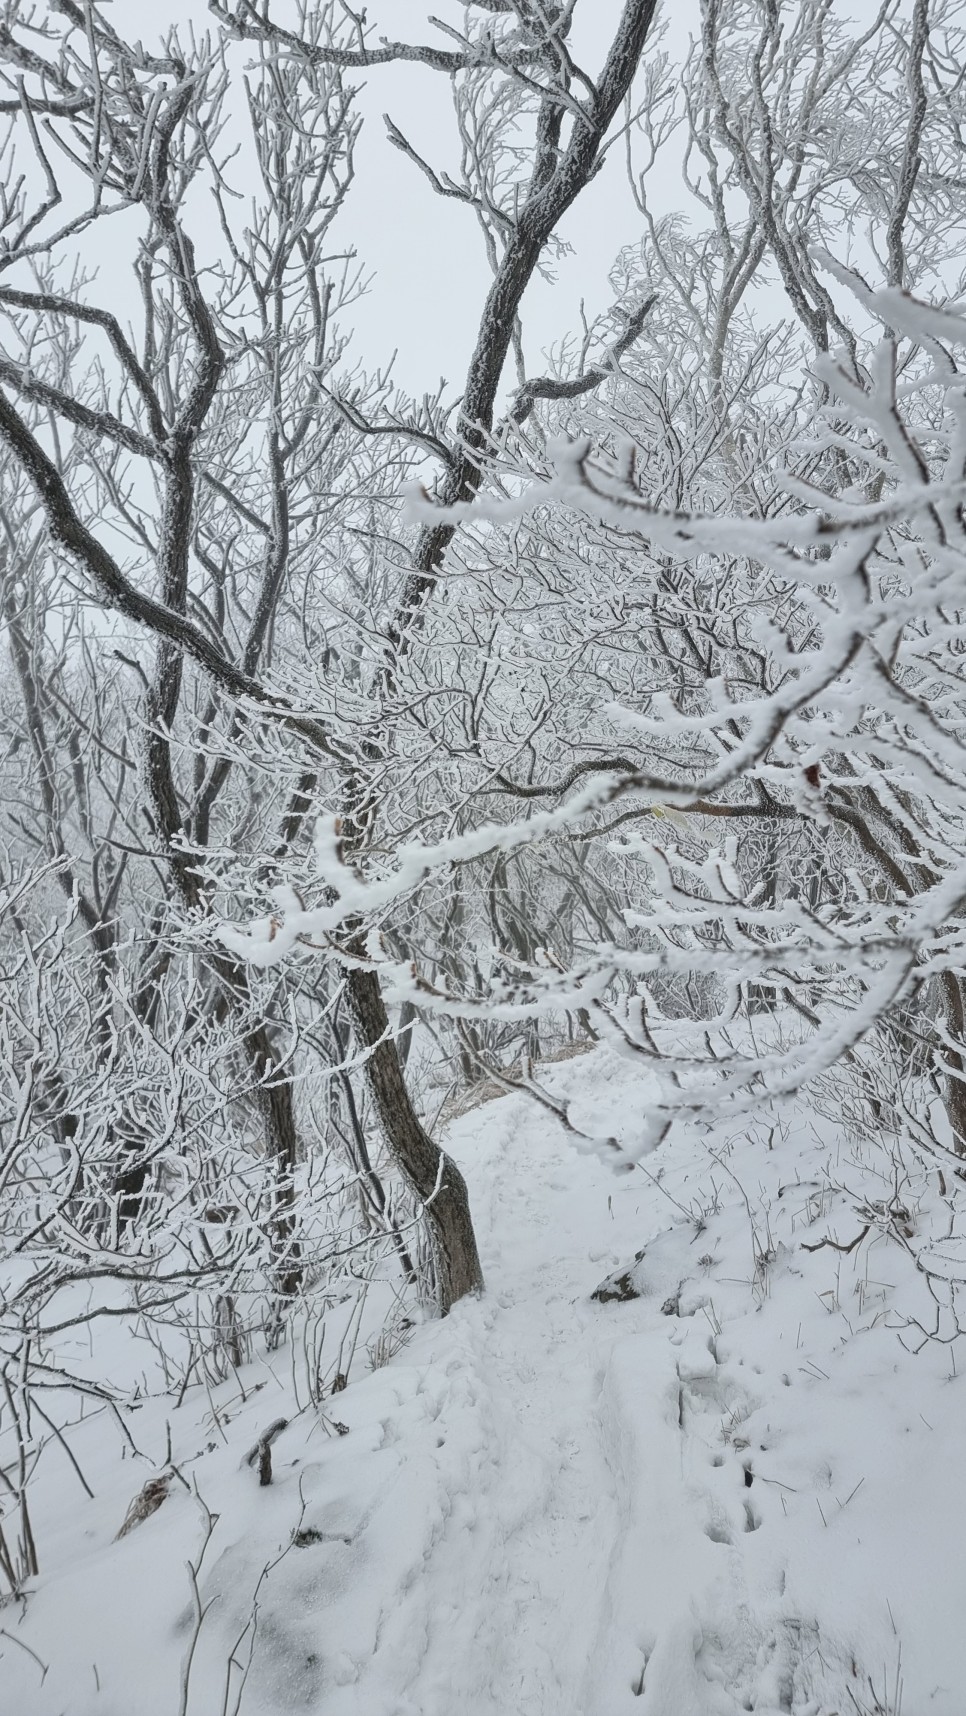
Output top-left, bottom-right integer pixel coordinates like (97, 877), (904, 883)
(29, 0), (894, 424)
(327, 0), (659, 397)
(17, 0), (904, 412)
(273, 0), (888, 400)
(143, 0), (679, 402)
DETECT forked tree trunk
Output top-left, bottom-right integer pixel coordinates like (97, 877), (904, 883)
(346, 967), (483, 1312)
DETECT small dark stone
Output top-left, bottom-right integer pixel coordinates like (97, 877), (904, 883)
(591, 1271), (640, 1304)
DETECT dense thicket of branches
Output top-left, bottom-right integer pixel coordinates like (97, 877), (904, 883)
(2, 1), (966, 1541)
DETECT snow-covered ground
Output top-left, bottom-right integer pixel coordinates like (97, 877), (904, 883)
(3, 1051), (965, 1715)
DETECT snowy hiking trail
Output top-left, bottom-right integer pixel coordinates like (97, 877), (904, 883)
(316, 1066), (966, 1716)
(320, 1075), (833, 1716)
(7, 1055), (966, 1716)
(367, 1114), (630, 1716)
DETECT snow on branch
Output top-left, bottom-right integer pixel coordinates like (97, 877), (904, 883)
(214, 291), (966, 1151)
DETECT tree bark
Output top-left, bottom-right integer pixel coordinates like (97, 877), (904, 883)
(345, 967), (483, 1312)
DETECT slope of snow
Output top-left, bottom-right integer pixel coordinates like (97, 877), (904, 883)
(3, 1050), (964, 1714)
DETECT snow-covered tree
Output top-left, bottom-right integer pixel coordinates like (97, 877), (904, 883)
(0, 0), (663, 1312)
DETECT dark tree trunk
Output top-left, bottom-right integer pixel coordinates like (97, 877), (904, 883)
(346, 967), (483, 1313)
(247, 1018), (303, 1298)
